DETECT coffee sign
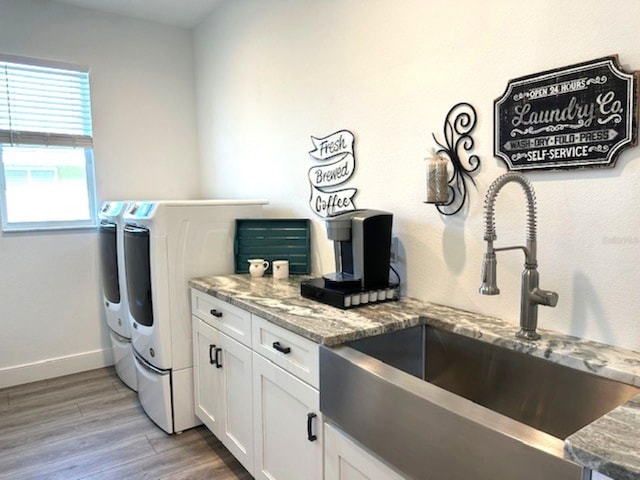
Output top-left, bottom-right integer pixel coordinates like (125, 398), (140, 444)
(495, 56), (638, 170)
(308, 130), (358, 218)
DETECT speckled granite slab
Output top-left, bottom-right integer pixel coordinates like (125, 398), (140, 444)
(190, 274), (640, 480)
(190, 275), (425, 345)
(565, 395), (640, 480)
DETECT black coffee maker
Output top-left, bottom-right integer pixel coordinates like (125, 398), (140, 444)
(301, 210), (399, 309)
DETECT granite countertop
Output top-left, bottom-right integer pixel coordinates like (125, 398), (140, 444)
(190, 274), (640, 480)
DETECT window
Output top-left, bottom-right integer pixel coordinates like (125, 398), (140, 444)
(0, 54), (97, 231)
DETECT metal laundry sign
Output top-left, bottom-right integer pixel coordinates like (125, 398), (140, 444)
(494, 56), (638, 170)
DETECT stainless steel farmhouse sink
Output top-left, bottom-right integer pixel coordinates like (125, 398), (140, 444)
(320, 325), (640, 480)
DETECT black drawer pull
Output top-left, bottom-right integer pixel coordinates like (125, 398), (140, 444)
(209, 344), (216, 365)
(210, 309), (223, 318)
(307, 412), (317, 442)
(272, 341), (291, 354)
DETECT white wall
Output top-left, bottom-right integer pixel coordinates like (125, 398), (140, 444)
(195, 0), (640, 351)
(0, 0), (201, 387)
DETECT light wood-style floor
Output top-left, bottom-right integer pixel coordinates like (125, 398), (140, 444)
(0, 367), (252, 479)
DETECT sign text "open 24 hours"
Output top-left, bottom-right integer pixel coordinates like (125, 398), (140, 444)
(494, 56), (638, 171)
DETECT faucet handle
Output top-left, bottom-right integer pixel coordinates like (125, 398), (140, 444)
(532, 288), (558, 307)
(545, 291), (559, 307)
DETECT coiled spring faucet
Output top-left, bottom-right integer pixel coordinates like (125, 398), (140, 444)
(480, 172), (558, 340)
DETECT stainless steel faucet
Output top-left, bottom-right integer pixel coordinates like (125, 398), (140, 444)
(479, 172), (558, 340)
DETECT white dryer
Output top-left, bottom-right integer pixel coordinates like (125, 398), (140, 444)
(98, 201), (137, 391)
(123, 199), (266, 434)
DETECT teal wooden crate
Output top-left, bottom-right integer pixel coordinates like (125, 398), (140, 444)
(234, 219), (311, 275)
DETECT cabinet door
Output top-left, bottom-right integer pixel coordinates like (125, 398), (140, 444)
(253, 352), (322, 480)
(193, 317), (254, 474)
(324, 423), (405, 480)
(218, 329), (254, 475)
(193, 317), (222, 437)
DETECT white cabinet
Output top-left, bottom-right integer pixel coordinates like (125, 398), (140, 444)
(252, 314), (319, 388)
(324, 423), (405, 480)
(253, 351), (322, 480)
(191, 289), (322, 480)
(591, 472), (614, 480)
(193, 316), (254, 473)
(192, 289), (252, 347)
(194, 319), (222, 434)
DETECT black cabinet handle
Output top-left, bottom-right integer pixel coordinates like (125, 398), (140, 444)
(214, 347), (222, 369)
(307, 412), (317, 442)
(209, 344), (216, 365)
(209, 345), (222, 368)
(210, 309), (223, 318)
(272, 341), (291, 354)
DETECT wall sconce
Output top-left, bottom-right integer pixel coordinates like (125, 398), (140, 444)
(424, 102), (481, 216)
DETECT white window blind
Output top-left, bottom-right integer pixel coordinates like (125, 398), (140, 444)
(0, 55), (97, 232)
(0, 58), (93, 147)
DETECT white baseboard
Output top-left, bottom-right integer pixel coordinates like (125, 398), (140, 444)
(0, 348), (114, 389)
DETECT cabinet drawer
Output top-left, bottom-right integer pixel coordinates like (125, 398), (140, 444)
(191, 289), (251, 347)
(252, 315), (319, 389)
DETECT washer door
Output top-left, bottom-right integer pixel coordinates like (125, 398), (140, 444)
(99, 221), (120, 304)
(101, 220), (132, 337)
(124, 225), (153, 328)
(134, 352), (173, 434)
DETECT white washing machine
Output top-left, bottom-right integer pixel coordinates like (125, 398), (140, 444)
(123, 199), (267, 434)
(98, 201), (137, 391)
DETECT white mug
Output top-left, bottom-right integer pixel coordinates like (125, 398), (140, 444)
(248, 259), (269, 277)
(272, 260), (289, 280)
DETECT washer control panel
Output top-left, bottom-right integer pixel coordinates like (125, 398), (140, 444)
(127, 202), (156, 219)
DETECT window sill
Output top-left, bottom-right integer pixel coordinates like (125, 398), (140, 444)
(2, 223), (98, 234)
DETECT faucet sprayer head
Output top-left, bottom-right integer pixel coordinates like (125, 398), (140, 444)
(479, 251), (500, 295)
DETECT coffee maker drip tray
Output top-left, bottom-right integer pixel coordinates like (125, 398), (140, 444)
(322, 272), (362, 292)
(301, 277), (400, 310)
